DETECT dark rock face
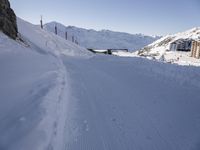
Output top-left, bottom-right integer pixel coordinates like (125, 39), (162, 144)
(0, 0), (18, 39)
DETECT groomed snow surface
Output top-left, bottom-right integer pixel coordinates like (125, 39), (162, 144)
(0, 18), (200, 150)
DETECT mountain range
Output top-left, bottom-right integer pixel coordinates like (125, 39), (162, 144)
(44, 22), (160, 51)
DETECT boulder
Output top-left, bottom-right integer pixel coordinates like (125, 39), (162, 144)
(0, 0), (18, 39)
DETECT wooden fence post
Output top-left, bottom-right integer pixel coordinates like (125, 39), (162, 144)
(55, 24), (57, 35)
(65, 31), (68, 40)
(40, 15), (43, 29)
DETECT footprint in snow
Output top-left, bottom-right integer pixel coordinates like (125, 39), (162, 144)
(83, 120), (89, 132)
(19, 117), (26, 122)
(111, 118), (117, 122)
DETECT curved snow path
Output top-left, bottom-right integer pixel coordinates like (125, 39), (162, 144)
(62, 56), (200, 150)
(37, 57), (70, 150)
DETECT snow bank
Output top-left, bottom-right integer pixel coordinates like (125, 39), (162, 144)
(0, 18), (90, 150)
(17, 18), (91, 58)
(0, 32), (61, 149)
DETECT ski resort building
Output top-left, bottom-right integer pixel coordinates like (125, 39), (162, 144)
(169, 39), (193, 51)
(191, 41), (200, 59)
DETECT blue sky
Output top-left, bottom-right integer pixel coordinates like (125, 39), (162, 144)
(10, 0), (200, 36)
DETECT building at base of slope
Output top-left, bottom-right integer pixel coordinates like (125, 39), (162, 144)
(169, 39), (193, 52)
(191, 41), (200, 59)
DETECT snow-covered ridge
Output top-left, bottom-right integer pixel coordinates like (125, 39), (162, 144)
(17, 18), (91, 58)
(148, 27), (200, 48)
(44, 22), (160, 51)
(136, 27), (200, 66)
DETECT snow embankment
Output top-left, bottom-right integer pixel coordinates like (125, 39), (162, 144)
(0, 17), (91, 150)
(0, 32), (62, 150)
(17, 18), (91, 58)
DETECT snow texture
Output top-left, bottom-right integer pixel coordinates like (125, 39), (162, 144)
(62, 56), (200, 150)
(0, 18), (200, 150)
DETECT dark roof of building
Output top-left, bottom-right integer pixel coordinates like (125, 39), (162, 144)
(171, 38), (194, 44)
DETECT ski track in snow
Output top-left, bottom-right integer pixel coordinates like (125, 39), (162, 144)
(0, 30), (71, 150)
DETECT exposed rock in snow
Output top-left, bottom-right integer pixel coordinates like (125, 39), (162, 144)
(0, 0), (18, 39)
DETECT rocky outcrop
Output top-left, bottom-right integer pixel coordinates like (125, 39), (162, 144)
(0, 0), (18, 39)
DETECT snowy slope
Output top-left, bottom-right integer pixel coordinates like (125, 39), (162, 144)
(1, 18), (200, 150)
(0, 32), (66, 150)
(44, 22), (160, 51)
(17, 19), (91, 58)
(0, 18), (91, 150)
(137, 27), (200, 66)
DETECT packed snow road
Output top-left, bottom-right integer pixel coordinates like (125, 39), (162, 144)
(62, 56), (200, 150)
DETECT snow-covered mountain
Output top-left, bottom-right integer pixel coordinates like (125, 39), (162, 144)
(44, 22), (160, 51)
(135, 27), (200, 66)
